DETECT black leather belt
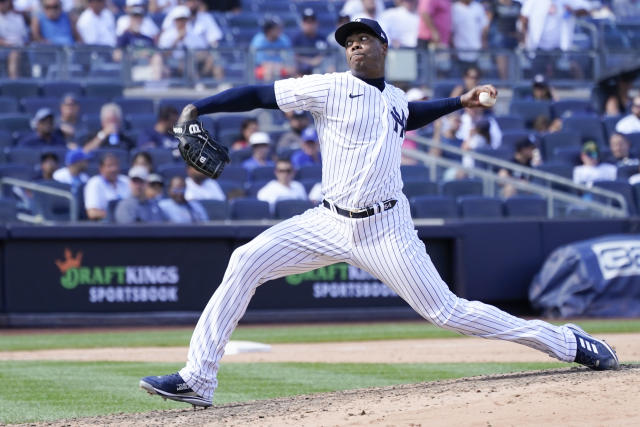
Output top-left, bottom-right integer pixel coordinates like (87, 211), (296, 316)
(322, 199), (397, 218)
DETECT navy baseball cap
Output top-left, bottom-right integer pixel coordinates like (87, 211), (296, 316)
(334, 18), (388, 47)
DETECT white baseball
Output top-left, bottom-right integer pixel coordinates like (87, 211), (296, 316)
(479, 91), (496, 107)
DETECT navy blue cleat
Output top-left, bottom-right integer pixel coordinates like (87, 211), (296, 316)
(139, 373), (212, 408)
(567, 324), (620, 371)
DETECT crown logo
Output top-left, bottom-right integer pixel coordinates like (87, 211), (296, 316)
(55, 248), (83, 273)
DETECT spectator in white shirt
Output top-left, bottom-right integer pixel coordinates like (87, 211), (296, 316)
(83, 153), (131, 220)
(53, 149), (90, 187)
(0, 0), (28, 79)
(159, 175), (209, 223)
(116, 0), (159, 39)
(257, 159), (308, 213)
(342, 0), (386, 20)
(451, 0), (489, 70)
(615, 95), (640, 135)
(185, 165), (225, 201)
(573, 141), (617, 187)
(161, 0), (222, 46)
(379, 0), (420, 48)
(158, 5), (205, 49)
(76, 0), (117, 46)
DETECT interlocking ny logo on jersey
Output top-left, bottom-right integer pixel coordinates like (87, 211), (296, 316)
(390, 106), (406, 138)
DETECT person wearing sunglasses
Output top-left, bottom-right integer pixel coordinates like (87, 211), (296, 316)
(256, 158), (308, 213)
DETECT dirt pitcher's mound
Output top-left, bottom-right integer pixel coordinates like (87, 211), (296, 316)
(42, 365), (640, 427)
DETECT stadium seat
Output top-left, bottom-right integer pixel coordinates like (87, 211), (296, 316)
(550, 99), (593, 119)
(440, 178), (483, 198)
(0, 79), (40, 98)
(0, 197), (18, 222)
(40, 147), (68, 163)
(500, 130), (536, 151)
(458, 196), (504, 218)
(474, 147), (512, 170)
(504, 195), (547, 218)
(632, 183), (640, 214)
(40, 81), (83, 98)
(533, 163), (575, 192)
(198, 199), (228, 220)
(229, 198), (271, 219)
(83, 80), (124, 99)
(157, 164), (187, 182)
(623, 133), (640, 155)
(33, 181), (74, 222)
(410, 195), (458, 219)
(552, 146), (581, 166)
(400, 164), (430, 181)
(616, 164), (638, 180)
(158, 98), (195, 115)
(217, 180), (245, 198)
(402, 180), (438, 199)
(0, 129), (13, 149)
(0, 113), (31, 134)
(602, 115), (622, 139)
(125, 113), (157, 131)
(226, 11), (261, 29)
(274, 199), (314, 219)
(245, 179), (270, 197)
(495, 115), (525, 131)
(230, 147), (252, 165)
(250, 166), (275, 182)
(115, 97), (155, 115)
(80, 114), (101, 133)
(76, 96), (108, 115)
(0, 96), (19, 113)
(89, 148), (129, 171)
(432, 81), (456, 99)
(6, 147), (41, 165)
(541, 131), (581, 161)
(296, 164), (322, 181)
(131, 148), (174, 168)
(0, 164), (33, 181)
(21, 97), (59, 115)
(562, 115), (606, 147)
(220, 165), (248, 184)
(594, 180), (637, 215)
(105, 199), (120, 223)
(509, 100), (551, 128)
(210, 113), (256, 135)
(511, 83), (533, 99)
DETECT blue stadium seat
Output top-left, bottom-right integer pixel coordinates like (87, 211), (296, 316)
(210, 113), (256, 135)
(594, 180), (637, 215)
(217, 180), (245, 198)
(6, 147), (41, 165)
(230, 198), (271, 219)
(616, 164), (638, 180)
(511, 83), (533, 99)
(262, 0), (295, 13)
(80, 114), (101, 133)
(229, 147), (252, 165)
(226, 11), (261, 28)
(458, 196), (503, 218)
(402, 180), (438, 199)
(76, 97), (108, 115)
(550, 99), (593, 119)
(0, 197), (18, 222)
(562, 115), (606, 147)
(440, 178), (483, 198)
(504, 195), (547, 218)
(0, 96), (19, 113)
(552, 146), (581, 166)
(158, 98), (194, 116)
(410, 195), (458, 219)
(131, 148), (174, 168)
(602, 115), (622, 139)
(125, 113), (157, 131)
(541, 131), (581, 161)
(83, 80), (124, 99)
(158, 164), (186, 182)
(33, 180), (73, 221)
(534, 163), (574, 193)
(474, 147), (513, 170)
(220, 165), (248, 184)
(105, 199), (119, 223)
(41, 81), (83, 97)
(245, 179), (270, 197)
(115, 97), (155, 115)
(0, 79), (40, 98)
(296, 164), (322, 181)
(623, 133), (640, 155)
(250, 165), (275, 182)
(509, 100), (551, 128)
(0, 113), (31, 134)
(21, 97), (59, 115)
(274, 199), (314, 219)
(0, 129), (13, 149)
(0, 164), (33, 180)
(495, 115), (525, 131)
(89, 148), (129, 172)
(500, 130), (536, 151)
(300, 178), (318, 193)
(400, 164), (430, 181)
(41, 147), (68, 164)
(432, 81), (456, 99)
(198, 199), (228, 220)
(632, 183), (640, 214)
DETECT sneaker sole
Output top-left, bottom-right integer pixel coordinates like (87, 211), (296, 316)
(566, 323), (620, 370)
(139, 380), (212, 407)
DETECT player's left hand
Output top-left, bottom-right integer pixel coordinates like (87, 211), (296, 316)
(460, 85), (498, 108)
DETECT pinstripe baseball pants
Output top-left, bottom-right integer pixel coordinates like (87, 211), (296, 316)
(180, 196), (577, 400)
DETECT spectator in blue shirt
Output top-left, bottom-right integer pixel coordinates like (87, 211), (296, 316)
(159, 175), (208, 223)
(18, 108), (67, 148)
(31, 0), (78, 45)
(242, 131), (274, 172)
(292, 8), (329, 75)
(250, 17), (293, 81)
(291, 126), (321, 169)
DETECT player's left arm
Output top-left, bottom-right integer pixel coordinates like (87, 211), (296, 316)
(406, 85), (497, 131)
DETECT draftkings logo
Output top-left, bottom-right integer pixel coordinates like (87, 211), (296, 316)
(285, 263), (398, 299)
(55, 248), (180, 303)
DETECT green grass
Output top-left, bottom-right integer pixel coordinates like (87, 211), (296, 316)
(0, 360), (565, 424)
(1, 319), (639, 351)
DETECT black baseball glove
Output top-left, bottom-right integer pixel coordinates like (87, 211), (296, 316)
(174, 119), (230, 179)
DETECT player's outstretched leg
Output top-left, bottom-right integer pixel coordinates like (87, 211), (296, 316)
(351, 202), (619, 370)
(140, 207), (351, 406)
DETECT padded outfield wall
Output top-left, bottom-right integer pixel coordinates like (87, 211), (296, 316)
(0, 219), (637, 326)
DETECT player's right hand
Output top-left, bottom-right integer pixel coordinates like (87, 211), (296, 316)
(460, 85), (498, 108)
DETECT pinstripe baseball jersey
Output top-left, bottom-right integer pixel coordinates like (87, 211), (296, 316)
(275, 71), (407, 208)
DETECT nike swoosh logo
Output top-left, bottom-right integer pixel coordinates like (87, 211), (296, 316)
(349, 93), (364, 99)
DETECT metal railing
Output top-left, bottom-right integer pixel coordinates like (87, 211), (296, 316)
(0, 177), (77, 223)
(405, 134), (628, 218)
